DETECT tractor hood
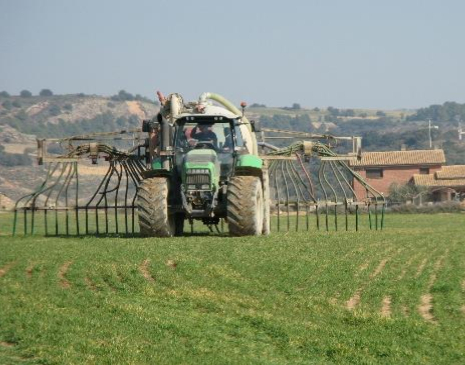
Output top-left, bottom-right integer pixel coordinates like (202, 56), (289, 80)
(182, 149), (220, 190)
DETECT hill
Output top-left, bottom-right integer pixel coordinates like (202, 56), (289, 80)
(1, 93), (465, 204)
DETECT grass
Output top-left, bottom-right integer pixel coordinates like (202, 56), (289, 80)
(0, 214), (464, 364)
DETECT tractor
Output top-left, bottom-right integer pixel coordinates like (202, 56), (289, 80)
(137, 92), (270, 237)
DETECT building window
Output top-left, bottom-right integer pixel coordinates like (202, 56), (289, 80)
(366, 168), (383, 179)
(419, 167), (429, 175)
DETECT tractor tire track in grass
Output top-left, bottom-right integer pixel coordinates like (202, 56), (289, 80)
(414, 248), (438, 279)
(0, 261), (16, 278)
(417, 249), (449, 324)
(58, 261), (73, 289)
(346, 248), (400, 311)
(139, 259), (155, 282)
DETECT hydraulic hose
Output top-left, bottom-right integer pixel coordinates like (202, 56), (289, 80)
(198, 92), (258, 155)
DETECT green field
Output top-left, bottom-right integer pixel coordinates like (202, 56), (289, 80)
(1, 214), (464, 364)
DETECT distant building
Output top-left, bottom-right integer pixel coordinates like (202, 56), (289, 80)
(411, 165), (465, 202)
(349, 150), (446, 198)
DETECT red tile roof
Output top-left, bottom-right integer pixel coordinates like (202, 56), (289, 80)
(350, 150), (445, 167)
(412, 165), (465, 187)
(435, 165), (465, 179)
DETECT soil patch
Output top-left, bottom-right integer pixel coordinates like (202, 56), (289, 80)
(370, 258), (388, 278)
(419, 294), (436, 323)
(415, 258), (428, 278)
(381, 296), (391, 318)
(58, 261), (72, 289)
(139, 259), (155, 282)
(26, 262), (35, 278)
(166, 259), (177, 269)
(346, 289), (361, 310)
(0, 261), (16, 278)
(85, 277), (97, 291)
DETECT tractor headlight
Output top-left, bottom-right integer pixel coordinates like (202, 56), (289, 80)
(188, 185), (196, 190)
(201, 184), (210, 190)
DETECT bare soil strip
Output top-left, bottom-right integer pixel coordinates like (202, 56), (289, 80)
(166, 259), (177, 269)
(139, 259), (155, 282)
(346, 289), (361, 310)
(0, 341), (15, 347)
(419, 294), (436, 323)
(397, 253), (419, 280)
(0, 261), (16, 278)
(401, 305), (409, 317)
(26, 262), (35, 278)
(415, 258), (428, 279)
(381, 296), (392, 318)
(462, 279), (465, 292)
(358, 261), (369, 272)
(58, 261), (72, 289)
(417, 250), (449, 324)
(370, 258), (389, 279)
(85, 277), (97, 291)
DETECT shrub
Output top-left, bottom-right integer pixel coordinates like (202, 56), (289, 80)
(387, 201), (464, 214)
(1, 100), (12, 110)
(48, 104), (61, 116)
(0, 152), (32, 166)
(39, 89), (53, 97)
(20, 90), (32, 97)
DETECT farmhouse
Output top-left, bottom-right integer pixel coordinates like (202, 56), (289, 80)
(349, 149), (446, 197)
(411, 165), (465, 202)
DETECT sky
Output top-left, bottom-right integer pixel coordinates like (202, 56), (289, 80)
(1, 0), (465, 109)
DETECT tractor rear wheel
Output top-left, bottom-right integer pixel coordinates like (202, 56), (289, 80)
(137, 177), (181, 237)
(227, 176), (264, 236)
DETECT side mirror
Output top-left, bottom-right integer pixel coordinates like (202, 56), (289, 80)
(251, 120), (261, 133)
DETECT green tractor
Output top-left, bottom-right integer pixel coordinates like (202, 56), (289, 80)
(137, 92), (270, 237)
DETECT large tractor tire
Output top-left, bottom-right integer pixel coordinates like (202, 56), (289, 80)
(262, 168), (271, 236)
(137, 177), (183, 237)
(227, 176), (264, 236)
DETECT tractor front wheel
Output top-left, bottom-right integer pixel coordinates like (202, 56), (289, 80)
(227, 176), (264, 236)
(137, 177), (181, 237)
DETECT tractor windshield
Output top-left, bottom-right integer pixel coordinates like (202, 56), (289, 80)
(175, 121), (235, 179)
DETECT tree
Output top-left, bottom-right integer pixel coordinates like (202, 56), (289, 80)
(39, 89), (53, 97)
(20, 90), (32, 97)
(0, 91), (10, 97)
(111, 90), (134, 101)
(291, 103), (301, 110)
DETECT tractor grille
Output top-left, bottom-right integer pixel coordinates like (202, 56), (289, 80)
(186, 174), (210, 185)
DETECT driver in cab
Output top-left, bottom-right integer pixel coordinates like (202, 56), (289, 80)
(190, 124), (218, 149)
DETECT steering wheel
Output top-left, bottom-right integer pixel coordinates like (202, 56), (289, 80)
(193, 140), (216, 150)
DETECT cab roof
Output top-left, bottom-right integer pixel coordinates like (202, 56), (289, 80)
(176, 104), (239, 121)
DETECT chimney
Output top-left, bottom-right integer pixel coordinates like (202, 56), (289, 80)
(401, 144), (407, 151)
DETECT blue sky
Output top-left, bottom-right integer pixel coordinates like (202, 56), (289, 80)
(1, 0), (464, 109)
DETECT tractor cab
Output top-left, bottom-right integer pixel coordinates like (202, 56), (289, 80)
(174, 118), (244, 181)
(173, 118), (244, 218)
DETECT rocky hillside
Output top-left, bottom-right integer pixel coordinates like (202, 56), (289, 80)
(0, 93), (159, 206)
